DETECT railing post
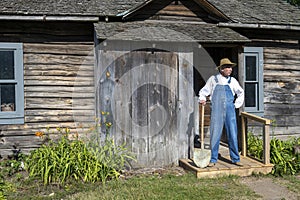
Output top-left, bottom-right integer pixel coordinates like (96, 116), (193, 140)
(241, 112), (271, 165)
(263, 124), (270, 165)
(241, 115), (247, 157)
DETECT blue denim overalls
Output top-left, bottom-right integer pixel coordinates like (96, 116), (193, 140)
(210, 75), (240, 163)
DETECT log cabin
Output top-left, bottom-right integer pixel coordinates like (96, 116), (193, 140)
(0, 0), (299, 168)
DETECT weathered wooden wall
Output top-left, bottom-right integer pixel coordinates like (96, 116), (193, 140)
(129, 0), (218, 22)
(96, 41), (195, 167)
(0, 22), (95, 157)
(251, 40), (300, 139)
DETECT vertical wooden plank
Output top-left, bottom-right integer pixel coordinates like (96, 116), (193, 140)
(111, 49), (132, 147)
(147, 53), (162, 166)
(192, 96), (200, 159)
(148, 82), (164, 166)
(178, 51), (194, 160)
(241, 116), (247, 157)
(97, 49), (116, 140)
(147, 52), (178, 166)
(168, 52), (179, 164)
(97, 42), (132, 145)
(161, 52), (179, 165)
(263, 124), (270, 165)
(131, 51), (149, 167)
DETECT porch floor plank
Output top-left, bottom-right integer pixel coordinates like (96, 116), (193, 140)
(179, 155), (273, 178)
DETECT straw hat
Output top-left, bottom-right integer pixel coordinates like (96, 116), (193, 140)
(217, 58), (236, 68)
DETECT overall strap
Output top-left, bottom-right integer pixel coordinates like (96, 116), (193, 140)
(215, 75), (231, 84)
(227, 76), (231, 84)
(214, 75), (219, 83)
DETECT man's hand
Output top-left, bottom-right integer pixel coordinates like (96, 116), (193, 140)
(199, 100), (206, 105)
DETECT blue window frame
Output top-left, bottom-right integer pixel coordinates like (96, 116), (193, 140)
(244, 47), (264, 116)
(0, 43), (24, 124)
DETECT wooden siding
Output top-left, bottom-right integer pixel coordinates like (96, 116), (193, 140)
(128, 0), (217, 22)
(0, 22), (95, 157)
(95, 42), (195, 167)
(255, 40), (300, 138)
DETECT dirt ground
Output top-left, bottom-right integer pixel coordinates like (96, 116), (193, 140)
(122, 166), (300, 200)
(240, 176), (300, 200)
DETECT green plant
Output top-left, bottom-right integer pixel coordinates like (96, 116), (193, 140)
(81, 114), (135, 183)
(0, 147), (26, 178)
(247, 133), (300, 176)
(25, 115), (135, 186)
(270, 137), (300, 176)
(0, 147), (26, 199)
(247, 132), (263, 159)
(0, 178), (14, 200)
(0, 159), (25, 178)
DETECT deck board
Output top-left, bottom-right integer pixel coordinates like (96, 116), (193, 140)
(179, 155), (274, 178)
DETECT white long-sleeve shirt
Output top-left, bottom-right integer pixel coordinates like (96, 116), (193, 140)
(198, 74), (244, 108)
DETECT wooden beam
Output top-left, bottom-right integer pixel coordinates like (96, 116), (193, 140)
(241, 116), (247, 157)
(241, 112), (271, 125)
(241, 112), (271, 165)
(263, 124), (271, 165)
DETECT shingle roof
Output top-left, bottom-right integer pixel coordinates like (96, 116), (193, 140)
(0, 0), (299, 26)
(94, 21), (250, 43)
(0, 0), (145, 16)
(208, 0), (300, 25)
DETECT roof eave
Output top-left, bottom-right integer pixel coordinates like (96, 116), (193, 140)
(219, 22), (300, 31)
(94, 21), (251, 44)
(0, 15), (99, 22)
(118, 0), (154, 20)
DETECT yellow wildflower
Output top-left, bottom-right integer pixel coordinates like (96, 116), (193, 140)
(105, 122), (112, 128)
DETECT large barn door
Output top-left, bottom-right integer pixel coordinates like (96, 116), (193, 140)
(97, 49), (179, 167)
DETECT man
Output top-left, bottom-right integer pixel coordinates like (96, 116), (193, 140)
(198, 58), (244, 167)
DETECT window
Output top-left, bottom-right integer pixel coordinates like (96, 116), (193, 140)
(0, 43), (24, 124)
(244, 47), (264, 116)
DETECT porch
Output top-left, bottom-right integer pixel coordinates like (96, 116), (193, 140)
(179, 144), (274, 178)
(179, 107), (274, 178)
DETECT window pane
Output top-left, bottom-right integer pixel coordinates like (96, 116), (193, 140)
(245, 56), (257, 81)
(0, 51), (15, 80)
(0, 84), (16, 112)
(245, 83), (256, 107)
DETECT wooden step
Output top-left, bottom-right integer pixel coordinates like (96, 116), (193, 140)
(179, 156), (274, 178)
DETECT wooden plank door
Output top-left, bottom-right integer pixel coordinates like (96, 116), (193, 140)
(97, 49), (179, 167)
(129, 50), (178, 167)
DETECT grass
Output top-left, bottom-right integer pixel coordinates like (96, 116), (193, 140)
(3, 165), (300, 200)
(67, 173), (260, 200)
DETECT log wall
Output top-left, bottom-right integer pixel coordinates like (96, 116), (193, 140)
(255, 40), (300, 139)
(0, 22), (95, 157)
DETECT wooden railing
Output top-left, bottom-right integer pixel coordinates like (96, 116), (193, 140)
(241, 112), (271, 165)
